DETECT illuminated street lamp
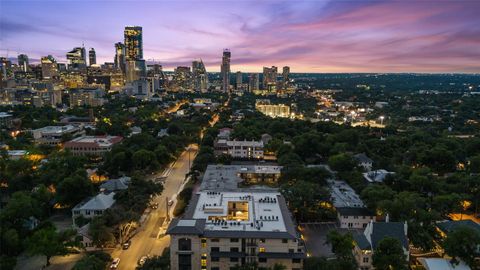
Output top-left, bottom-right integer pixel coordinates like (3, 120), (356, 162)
(379, 116), (385, 125)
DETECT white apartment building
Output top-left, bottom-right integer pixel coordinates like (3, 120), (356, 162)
(226, 140), (264, 159)
(32, 125), (84, 145)
(167, 191), (305, 270)
(336, 207), (376, 229)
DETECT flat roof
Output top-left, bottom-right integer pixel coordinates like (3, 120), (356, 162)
(33, 125), (78, 134)
(329, 180), (365, 208)
(200, 164), (281, 191)
(65, 135), (122, 147)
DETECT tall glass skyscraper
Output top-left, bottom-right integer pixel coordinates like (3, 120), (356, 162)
(17, 54), (29, 72)
(124, 26), (143, 61)
(124, 26), (145, 82)
(114, 42), (126, 73)
(89, 48), (96, 66)
(221, 49), (231, 92)
(66, 46), (86, 70)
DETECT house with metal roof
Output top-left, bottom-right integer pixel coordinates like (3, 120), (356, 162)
(352, 221), (409, 270)
(72, 192), (116, 227)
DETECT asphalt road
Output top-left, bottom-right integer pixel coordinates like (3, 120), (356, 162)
(110, 144), (198, 270)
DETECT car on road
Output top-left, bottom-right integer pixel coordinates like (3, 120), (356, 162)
(138, 255), (148, 266)
(122, 240), (131, 250)
(110, 258), (120, 269)
(168, 199), (174, 206)
(151, 202), (159, 209)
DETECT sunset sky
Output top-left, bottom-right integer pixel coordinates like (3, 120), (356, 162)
(1, 0), (479, 73)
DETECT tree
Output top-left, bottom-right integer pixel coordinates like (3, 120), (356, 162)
(360, 185), (396, 211)
(280, 180), (330, 221)
(56, 174), (94, 207)
(89, 217), (115, 248)
(442, 226), (480, 268)
(469, 155), (480, 173)
(72, 251), (112, 270)
(326, 231), (354, 259)
(27, 226), (79, 266)
(133, 149), (159, 170)
(372, 237), (407, 270)
(328, 153), (355, 172)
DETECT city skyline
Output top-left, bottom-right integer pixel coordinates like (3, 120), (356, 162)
(1, 0), (479, 73)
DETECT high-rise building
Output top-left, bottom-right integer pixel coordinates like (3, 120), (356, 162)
(236, 71), (242, 89)
(124, 26), (145, 82)
(174, 66), (192, 90)
(66, 46), (87, 70)
(221, 49), (231, 92)
(249, 73), (259, 92)
(89, 48), (96, 66)
(114, 42), (126, 73)
(124, 26), (143, 61)
(41, 55), (58, 79)
(282, 66), (290, 89)
(192, 60), (208, 92)
(17, 54), (29, 72)
(262, 66), (277, 91)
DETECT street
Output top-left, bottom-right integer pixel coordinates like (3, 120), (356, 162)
(110, 144), (198, 270)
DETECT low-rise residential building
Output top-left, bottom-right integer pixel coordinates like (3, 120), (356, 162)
(214, 140), (264, 159)
(418, 258), (471, 270)
(7, 150), (28, 160)
(0, 112), (13, 128)
(72, 192), (116, 226)
(353, 221), (409, 270)
(336, 207), (376, 229)
(200, 165), (282, 191)
(363, 169), (395, 184)
(167, 191), (305, 270)
(32, 125), (84, 145)
(329, 180), (365, 208)
(354, 153), (373, 171)
(64, 135), (123, 156)
(99, 176), (131, 192)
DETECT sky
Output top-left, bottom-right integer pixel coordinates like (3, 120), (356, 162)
(1, 0), (479, 73)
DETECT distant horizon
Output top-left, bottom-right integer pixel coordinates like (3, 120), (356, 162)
(1, 0), (479, 73)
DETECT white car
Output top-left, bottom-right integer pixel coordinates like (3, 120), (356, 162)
(138, 256), (148, 266)
(110, 258), (120, 269)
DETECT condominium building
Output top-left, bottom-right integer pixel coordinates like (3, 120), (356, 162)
(255, 101), (291, 118)
(220, 140), (264, 159)
(69, 88), (106, 108)
(32, 125), (84, 145)
(167, 191), (305, 270)
(64, 135), (122, 156)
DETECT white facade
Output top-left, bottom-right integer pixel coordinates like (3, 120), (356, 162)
(72, 192), (116, 226)
(32, 125), (84, 145)
(226, 140), (264, 159)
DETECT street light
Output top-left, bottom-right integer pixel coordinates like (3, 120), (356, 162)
(379, 116), (385, 126)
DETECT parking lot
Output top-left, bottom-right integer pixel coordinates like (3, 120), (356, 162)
(299, 222), (363, 258)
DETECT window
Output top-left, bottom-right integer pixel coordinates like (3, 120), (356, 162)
(211, 257), (219, 262)
(178, 238), (191, 251)
(259, 247), (265, 253)
(363, 257), (369, 263)
(289, 249), (294, 253)
(259, 258), (267, 263)
(230, 247), (239, 252)
(211, 247), (219, 252)
(230, 238), (239, 242)
(211, 238), (220, 243)
(201, 238), (207, 248)
(292, 258), (301, 264)
(212, 268), (219, 270)
(260, 239), (266, 243)
(178, 254), (191, 270)
(230, 257), (239, 262)
(282, 239), (288, 243)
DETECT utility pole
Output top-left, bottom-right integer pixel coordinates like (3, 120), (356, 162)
(166, 196), (170, 222)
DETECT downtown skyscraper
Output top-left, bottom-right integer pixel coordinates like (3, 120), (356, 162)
(89, 48), (96, 66)
(221, 49), (231, 92)
(66, 46), (86, 70)
(114, 42), (126, 73)
(124, 26), (146, 82)
(192, 59), (208, 92)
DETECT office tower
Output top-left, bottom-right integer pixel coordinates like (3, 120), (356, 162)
(282, 66), (290, 89)
(262, 66), (277, 91)
(221, 49), (231, 92)
(124, 26), (143, 61)
(66, 46), (87, 70)
(235, 71), (242, 89)
(17, 54), (29, 72)
(192, 59), (208, 92)
(249, 73), (259, 92)
(124, 26), (145, 82)
(114, 42), (126, 73)
(41, 55), (58, 79)
(174, 66), (192, 90)
(89, 48), (96, 66)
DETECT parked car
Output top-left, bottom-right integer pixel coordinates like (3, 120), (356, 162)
(110, 258), (120, 269)
(122, 240), (131, 250)
(138, 256), (148, 266)
(151, 202), (159, 209)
